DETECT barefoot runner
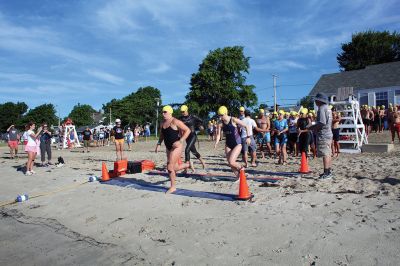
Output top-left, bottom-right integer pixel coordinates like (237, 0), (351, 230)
(155, 105), (192, 194)
(214, 106), (251, 178)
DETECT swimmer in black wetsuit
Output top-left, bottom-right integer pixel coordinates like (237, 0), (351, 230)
(155, 105), (191, 194)
(214, 106), (252, 178)
(179, 105), (206, 172)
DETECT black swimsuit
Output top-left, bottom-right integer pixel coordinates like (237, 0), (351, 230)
(161, 125), (180, 150)
(180, 114), (203, 162)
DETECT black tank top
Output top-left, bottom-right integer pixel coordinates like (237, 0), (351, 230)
(161, 123), (180, 150)
(298, 118), (309, 130)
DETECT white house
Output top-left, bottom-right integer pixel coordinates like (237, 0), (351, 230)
(309, 61), (400, 107)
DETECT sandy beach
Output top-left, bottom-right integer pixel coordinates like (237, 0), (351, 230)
(1, 133), (400, 265)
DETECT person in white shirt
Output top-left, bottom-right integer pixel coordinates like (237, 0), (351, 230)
(239, 108), (268, 167)
(125, 127), (134, 151)
(24, 122), (42, 176)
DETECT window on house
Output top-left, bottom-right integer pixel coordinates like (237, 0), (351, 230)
(375, 91), (388, 107)
(359, 93), (368, 106)
(395, 90), (400, 105)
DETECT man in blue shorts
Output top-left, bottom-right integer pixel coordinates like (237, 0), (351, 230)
(256, 109), (272, 158)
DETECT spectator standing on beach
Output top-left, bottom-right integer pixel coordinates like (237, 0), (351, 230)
(112, 119), (125, 160)
(25, 122), (42, 175)
(331, 109), (341, 157)
(308, 93), (333, 179)
(125, 127), (134, 151)
(104, 128), (110, 146)
(98, 128), (105, 146)
(82, 126), (92, 153)
(144, 123), (151, 142)
(134, 125), (140, 142)
(39, 123), (52, 166)
(6, 124), (20, 159)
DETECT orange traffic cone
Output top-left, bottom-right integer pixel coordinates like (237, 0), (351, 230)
(299, 152), (310, 173)
(237, 168), (253, 200)
(101, 162), (110, 181)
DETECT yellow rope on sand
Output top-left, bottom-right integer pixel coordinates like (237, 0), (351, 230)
(0, 181), (90, 208)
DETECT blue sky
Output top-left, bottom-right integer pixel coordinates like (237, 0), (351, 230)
(0, 0), (399, 117)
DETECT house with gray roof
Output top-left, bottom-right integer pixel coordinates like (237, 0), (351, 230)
(309, 61), (400, 107)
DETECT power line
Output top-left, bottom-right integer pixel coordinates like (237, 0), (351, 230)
(253, 83), (314, 92)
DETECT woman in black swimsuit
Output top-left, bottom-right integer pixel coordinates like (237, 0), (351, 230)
(155, 105), (191, 194)
(214, 106), (251, 178)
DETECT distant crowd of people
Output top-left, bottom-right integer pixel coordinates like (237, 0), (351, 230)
(360, 103), (400, 143)
(4, 97), (400, 180)
(4, 119), (153, 175)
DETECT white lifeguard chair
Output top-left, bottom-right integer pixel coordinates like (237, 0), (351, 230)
(331, 87), (368, 153)
(62, 118), (81, 148)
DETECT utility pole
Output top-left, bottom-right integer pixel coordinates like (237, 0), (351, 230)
(155, 98), (160, 138)
(56, 105), (60, 127)
(272, 74), (278, 112)
(109, 108), (112, 125)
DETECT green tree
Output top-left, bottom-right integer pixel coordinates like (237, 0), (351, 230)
(21, 104), (58, 126)
(186, 46), (257, 118)
(0, 102), (28, 131)
(337, 30), (400, 71)
(68, 103), (96, 127)
(298, 96), (314, 110)
(103, 86), (161, 127)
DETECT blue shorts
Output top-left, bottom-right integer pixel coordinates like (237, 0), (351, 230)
(241, 137), (257, 153)
(274, 134), (288, 146)
(257, 132), (270, 144)
(144, 130), (150, 137)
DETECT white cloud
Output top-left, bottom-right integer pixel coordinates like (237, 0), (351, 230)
(146, 62), (171, 74)
(0, 13), (118, 66)
(95, 0), (236, 33)
(253, 60), (307, 72)
(87, 69), (124, 85)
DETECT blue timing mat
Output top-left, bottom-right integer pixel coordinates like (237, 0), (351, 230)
(102, 179), (238, 201)
(147, 170), (282, 182)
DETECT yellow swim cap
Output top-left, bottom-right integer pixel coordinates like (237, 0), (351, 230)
(301, 108), (308, 114)
(180, 105), (188, 112)
(162, 105), (173, 114)
(279, 110), (285, 115)
(259, 108), (264, 114)
(218, 106), (228, 115)
(329, 105), (333, 110)
(239, 106), (245, 112)
(381, 105), (385, 108)
(273, 111), (278, 115)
